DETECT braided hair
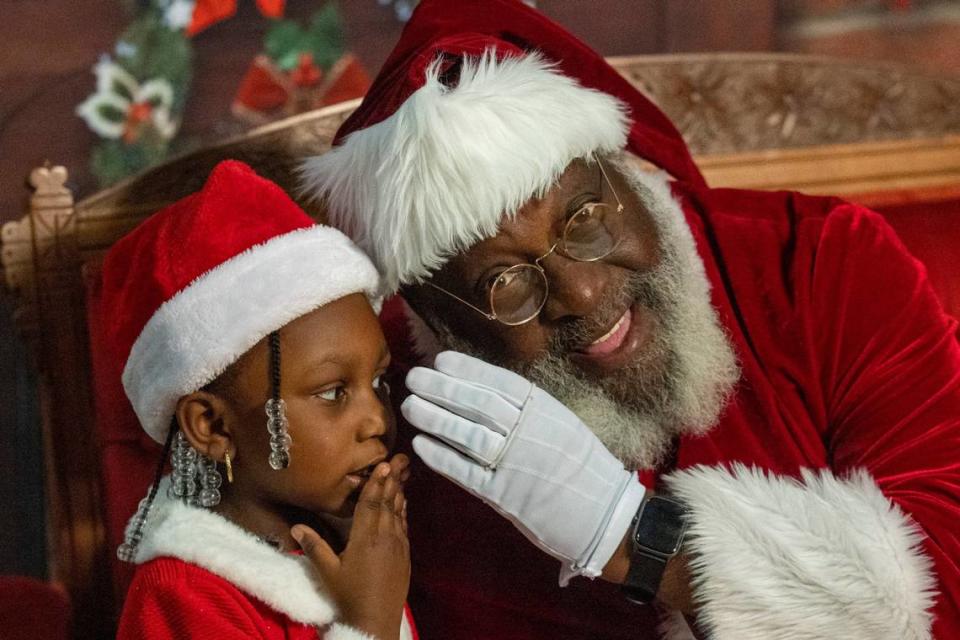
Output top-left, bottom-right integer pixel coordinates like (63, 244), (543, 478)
(116, 419), (177, 562)
(269, 331), (282, 406)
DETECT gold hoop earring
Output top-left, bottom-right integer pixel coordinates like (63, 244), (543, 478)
(224, 451), (234, 484)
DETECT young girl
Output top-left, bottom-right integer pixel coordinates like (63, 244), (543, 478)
(103, 160), (416, 639)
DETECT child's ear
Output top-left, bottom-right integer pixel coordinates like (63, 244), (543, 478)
(176, 391), (235, 461)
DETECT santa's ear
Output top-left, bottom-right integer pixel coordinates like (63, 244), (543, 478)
(175, 391), (235, 462)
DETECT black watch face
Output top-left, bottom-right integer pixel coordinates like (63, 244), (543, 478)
(635, 497), (686, 555)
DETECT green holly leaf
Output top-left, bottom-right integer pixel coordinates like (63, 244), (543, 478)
(110, 77), (135, 102)
(117, 14), (193, 109)
(97, 102), (127, 123)
(307, 3), (344, 70)
(91, 137), (169, 188)
(265, 20), (309, 71)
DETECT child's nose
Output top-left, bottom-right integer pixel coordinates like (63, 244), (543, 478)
(358, 391), (389, 440)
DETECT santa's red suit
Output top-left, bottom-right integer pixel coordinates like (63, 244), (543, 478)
(118, 478), (418, 640)
(381, 185), (960, 639)
(302, 1), (960, 638)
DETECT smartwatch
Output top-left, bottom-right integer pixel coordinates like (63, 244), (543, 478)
(621, 494), (687, 605)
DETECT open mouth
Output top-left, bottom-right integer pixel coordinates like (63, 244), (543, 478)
(570, 304), (654, 374)
(577, 307), (633, 357)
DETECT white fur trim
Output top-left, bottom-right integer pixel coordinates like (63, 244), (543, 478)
(665, 465), (937, 640)
(300, 50), (630, 294)
(401, 607), (415, 640)
(325, 624), (376, 640)
(325, 618), (416, 640)
(132, 476), (336, 627)
(123, 225), (382, 443)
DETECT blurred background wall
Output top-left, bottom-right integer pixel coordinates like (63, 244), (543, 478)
(1, 0), (958, 578)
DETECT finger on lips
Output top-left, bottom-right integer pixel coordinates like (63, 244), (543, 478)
(388, 453), (410, 478)
(382, 472), (400, 507)
(351, 466), (387, 540)
(360, 462), (390, 502)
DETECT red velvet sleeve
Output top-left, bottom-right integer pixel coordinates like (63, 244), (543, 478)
(811, 204), (960, 636)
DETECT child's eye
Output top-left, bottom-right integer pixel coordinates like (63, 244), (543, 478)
(373, 375), (391, 397)
(315, 386), (346, 403)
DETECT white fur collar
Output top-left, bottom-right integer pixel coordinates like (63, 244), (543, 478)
(130, 476), (336, 627)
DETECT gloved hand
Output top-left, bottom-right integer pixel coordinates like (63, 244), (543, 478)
(402, 351), (646, 585)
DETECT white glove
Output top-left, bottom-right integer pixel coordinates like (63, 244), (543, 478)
(402, 351), (646, 586)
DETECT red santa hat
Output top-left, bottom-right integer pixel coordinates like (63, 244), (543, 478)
(100, 160), (381, 443)
(299, 0), (704, 295)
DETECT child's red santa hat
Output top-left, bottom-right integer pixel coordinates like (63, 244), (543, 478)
(101, 160), (381, 443)
(299, 0), (704, 295)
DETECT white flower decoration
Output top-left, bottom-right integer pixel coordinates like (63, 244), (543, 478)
(76, 57), (178, 143)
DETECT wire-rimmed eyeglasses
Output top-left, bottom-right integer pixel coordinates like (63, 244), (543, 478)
(427, 154), (626, 326)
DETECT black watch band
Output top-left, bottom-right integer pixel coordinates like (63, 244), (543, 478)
(622, 548), (668, 604)
(621, 495), (687, 605)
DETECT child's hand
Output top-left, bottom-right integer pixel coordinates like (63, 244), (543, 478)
(293, 454), (411, 639)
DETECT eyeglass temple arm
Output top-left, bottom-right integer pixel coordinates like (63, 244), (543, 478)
(425, 281), (497, 321)
(593, 153), (625, 214)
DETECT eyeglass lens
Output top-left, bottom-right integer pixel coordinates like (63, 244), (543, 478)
(561, 202), (621, 261)
(489, 264), (549, 325)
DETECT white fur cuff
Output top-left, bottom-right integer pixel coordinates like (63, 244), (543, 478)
(664, 464), (936, 640)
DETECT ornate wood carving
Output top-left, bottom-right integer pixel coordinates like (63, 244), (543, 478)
(2, 165), (113, 639)
(2, 166), (80, 366)
(609, 53), (960, 156)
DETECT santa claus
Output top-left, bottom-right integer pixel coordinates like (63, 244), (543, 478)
(299, 1), (960, 638)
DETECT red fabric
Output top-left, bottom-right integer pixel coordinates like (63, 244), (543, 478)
(118, 558), (328, 639)
(99, 160), (314, 375)
(387, 189), (960, 639)
(332, 0), (704, 189)
(187, 0), (285, 36)
(0, 576), (71, 640)
(234, 55), (290, 112)
(871, 195), (960, 322)
(320, 55), (372, 107)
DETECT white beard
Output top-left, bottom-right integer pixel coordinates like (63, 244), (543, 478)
(407, 156), (739, 470)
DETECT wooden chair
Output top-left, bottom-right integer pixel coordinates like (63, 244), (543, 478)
(3, 53), (959, 639)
